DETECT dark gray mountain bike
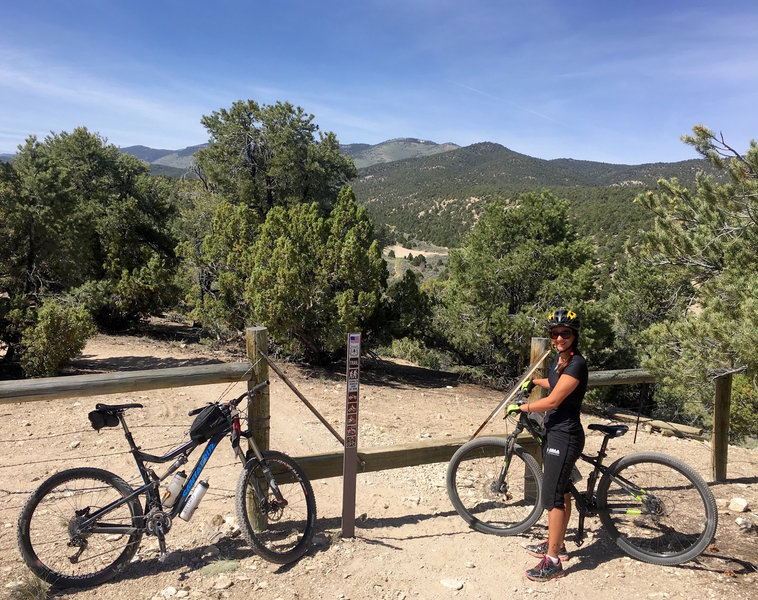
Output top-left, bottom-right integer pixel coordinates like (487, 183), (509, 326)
(17, 382), (316, 588)
(446, 393), (717, 566)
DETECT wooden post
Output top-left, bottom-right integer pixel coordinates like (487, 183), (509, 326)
(246, 327), (270, 453)
(712, 374), (732, 482)
(245, 327), (270, 532)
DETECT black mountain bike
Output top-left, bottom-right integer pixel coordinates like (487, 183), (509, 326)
(446, 394), (717, 566)
(17, 382), (317, 588)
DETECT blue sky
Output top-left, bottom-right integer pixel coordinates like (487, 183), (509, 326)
(2, 0), (757, 163)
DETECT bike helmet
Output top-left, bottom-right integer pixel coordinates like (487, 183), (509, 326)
(546, 308), (581, 333)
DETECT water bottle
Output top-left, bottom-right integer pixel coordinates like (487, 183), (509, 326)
(179, 479), (209, 521)
(162, 471), (187, 508)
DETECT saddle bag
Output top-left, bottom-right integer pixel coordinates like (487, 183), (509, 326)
(88, 409), (120, 431)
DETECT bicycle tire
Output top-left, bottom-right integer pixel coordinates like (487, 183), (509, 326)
(17, 467), (143, 588)
(236, 450), (317, 564)
(446, 437), (543, 536)
(597, 452), (717, 565)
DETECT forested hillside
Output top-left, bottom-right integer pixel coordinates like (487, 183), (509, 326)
(1, 107), (754, 441)
(115, 138), (717, 257)
(350, 142), (715, 249)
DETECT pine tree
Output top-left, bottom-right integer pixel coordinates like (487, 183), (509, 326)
(634, 126), (758, 438)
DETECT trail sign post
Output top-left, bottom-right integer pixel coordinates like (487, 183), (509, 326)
(342, 333), (361, 537)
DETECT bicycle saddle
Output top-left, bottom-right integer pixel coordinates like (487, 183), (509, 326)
(94, 402), (144, 412)
(588, 423), (629, 438)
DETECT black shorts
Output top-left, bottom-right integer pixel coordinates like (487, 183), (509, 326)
(541, 427), (585, 510)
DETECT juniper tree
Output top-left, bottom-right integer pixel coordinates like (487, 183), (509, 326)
(180, 100), (369, 345)
(194, 99), (356, 217)
(437, 191), (608, 382)
(245, 187), (386, 360)
(0, 128), (177, 374)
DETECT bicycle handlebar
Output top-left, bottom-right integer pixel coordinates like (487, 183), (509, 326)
(187, 380), (270, 416)
(239, 379), (270, 404)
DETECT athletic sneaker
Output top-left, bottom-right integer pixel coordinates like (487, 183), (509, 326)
(524, 539), (569, 560)
(525, 555), (565, 582)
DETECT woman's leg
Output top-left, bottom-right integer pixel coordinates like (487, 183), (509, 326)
(547, 492), (572, 558)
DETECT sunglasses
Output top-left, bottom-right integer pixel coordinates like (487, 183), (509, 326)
(550, 329), (574, 340)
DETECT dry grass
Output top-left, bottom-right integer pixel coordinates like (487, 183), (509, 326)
(7, 571), (51, 600)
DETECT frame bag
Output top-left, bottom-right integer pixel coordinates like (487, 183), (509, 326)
(190, 404), (228, 442)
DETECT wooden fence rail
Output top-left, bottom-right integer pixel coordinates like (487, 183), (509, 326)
(0, 363), (254, 405)
(296, 434), (539, 481)
(0, 332), (731, 481)
(0, 365), (657, 405)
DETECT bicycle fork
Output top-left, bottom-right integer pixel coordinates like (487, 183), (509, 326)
(240, 432), (288, 512)
(493, 436), (519, 498)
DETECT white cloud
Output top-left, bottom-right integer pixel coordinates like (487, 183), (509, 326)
(0, 49), (210, 149)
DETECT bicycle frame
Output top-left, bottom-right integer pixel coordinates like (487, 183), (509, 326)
(79, 390), (274, 538)
(79, 423), (227, 534)
(506, 410), (653, 547)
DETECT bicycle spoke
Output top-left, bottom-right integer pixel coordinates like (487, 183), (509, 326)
(18, 469), (143, 587)
(236, 451), (316, 564)
(447, 438), (543, 536)
(598, 453), (717, 565)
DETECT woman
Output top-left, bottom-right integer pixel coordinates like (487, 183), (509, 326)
(507, 308), (588, 581)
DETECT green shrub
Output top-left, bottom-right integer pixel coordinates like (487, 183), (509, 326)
(71, 256), (178, 329)
(729, 375), (758, 442)
(390, 337), (444, 371)
(20, 300), (96, 377)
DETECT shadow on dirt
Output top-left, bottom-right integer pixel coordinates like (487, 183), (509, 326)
(564, 528), (757, 577)
(54, 536), (299, 592)
(69, 354), (224, 374)
(303, 357), (462, 391)
(709, 476), (758, 487)
(318, 507), (462, 534)
(51, 509), (757, 594)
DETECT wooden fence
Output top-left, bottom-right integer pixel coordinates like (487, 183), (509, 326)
(0, 328), (734, 481)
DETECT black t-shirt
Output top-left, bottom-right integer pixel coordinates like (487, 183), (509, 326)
(545, 352), (588, 432)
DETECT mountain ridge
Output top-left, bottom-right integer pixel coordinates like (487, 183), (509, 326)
(340, 138), (460, 169)
(2, 137), (714, 253)
(4, 138), (703, 177)
(349, 141), (713, 248)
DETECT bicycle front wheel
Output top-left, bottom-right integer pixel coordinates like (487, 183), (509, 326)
(236, 451), (317, 564)
(597, 452), (717, 565)
(446, 437), (543, 536)
(17, 467), (143, 588)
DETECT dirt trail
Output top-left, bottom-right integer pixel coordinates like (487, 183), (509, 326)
(1, 329), (756, 600)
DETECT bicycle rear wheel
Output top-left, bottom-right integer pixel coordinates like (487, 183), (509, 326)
(446, 437), (543, 536)
(236, 450), (317, 564)
(597, 452), (717, 565)
(17, 467), (143, 588)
